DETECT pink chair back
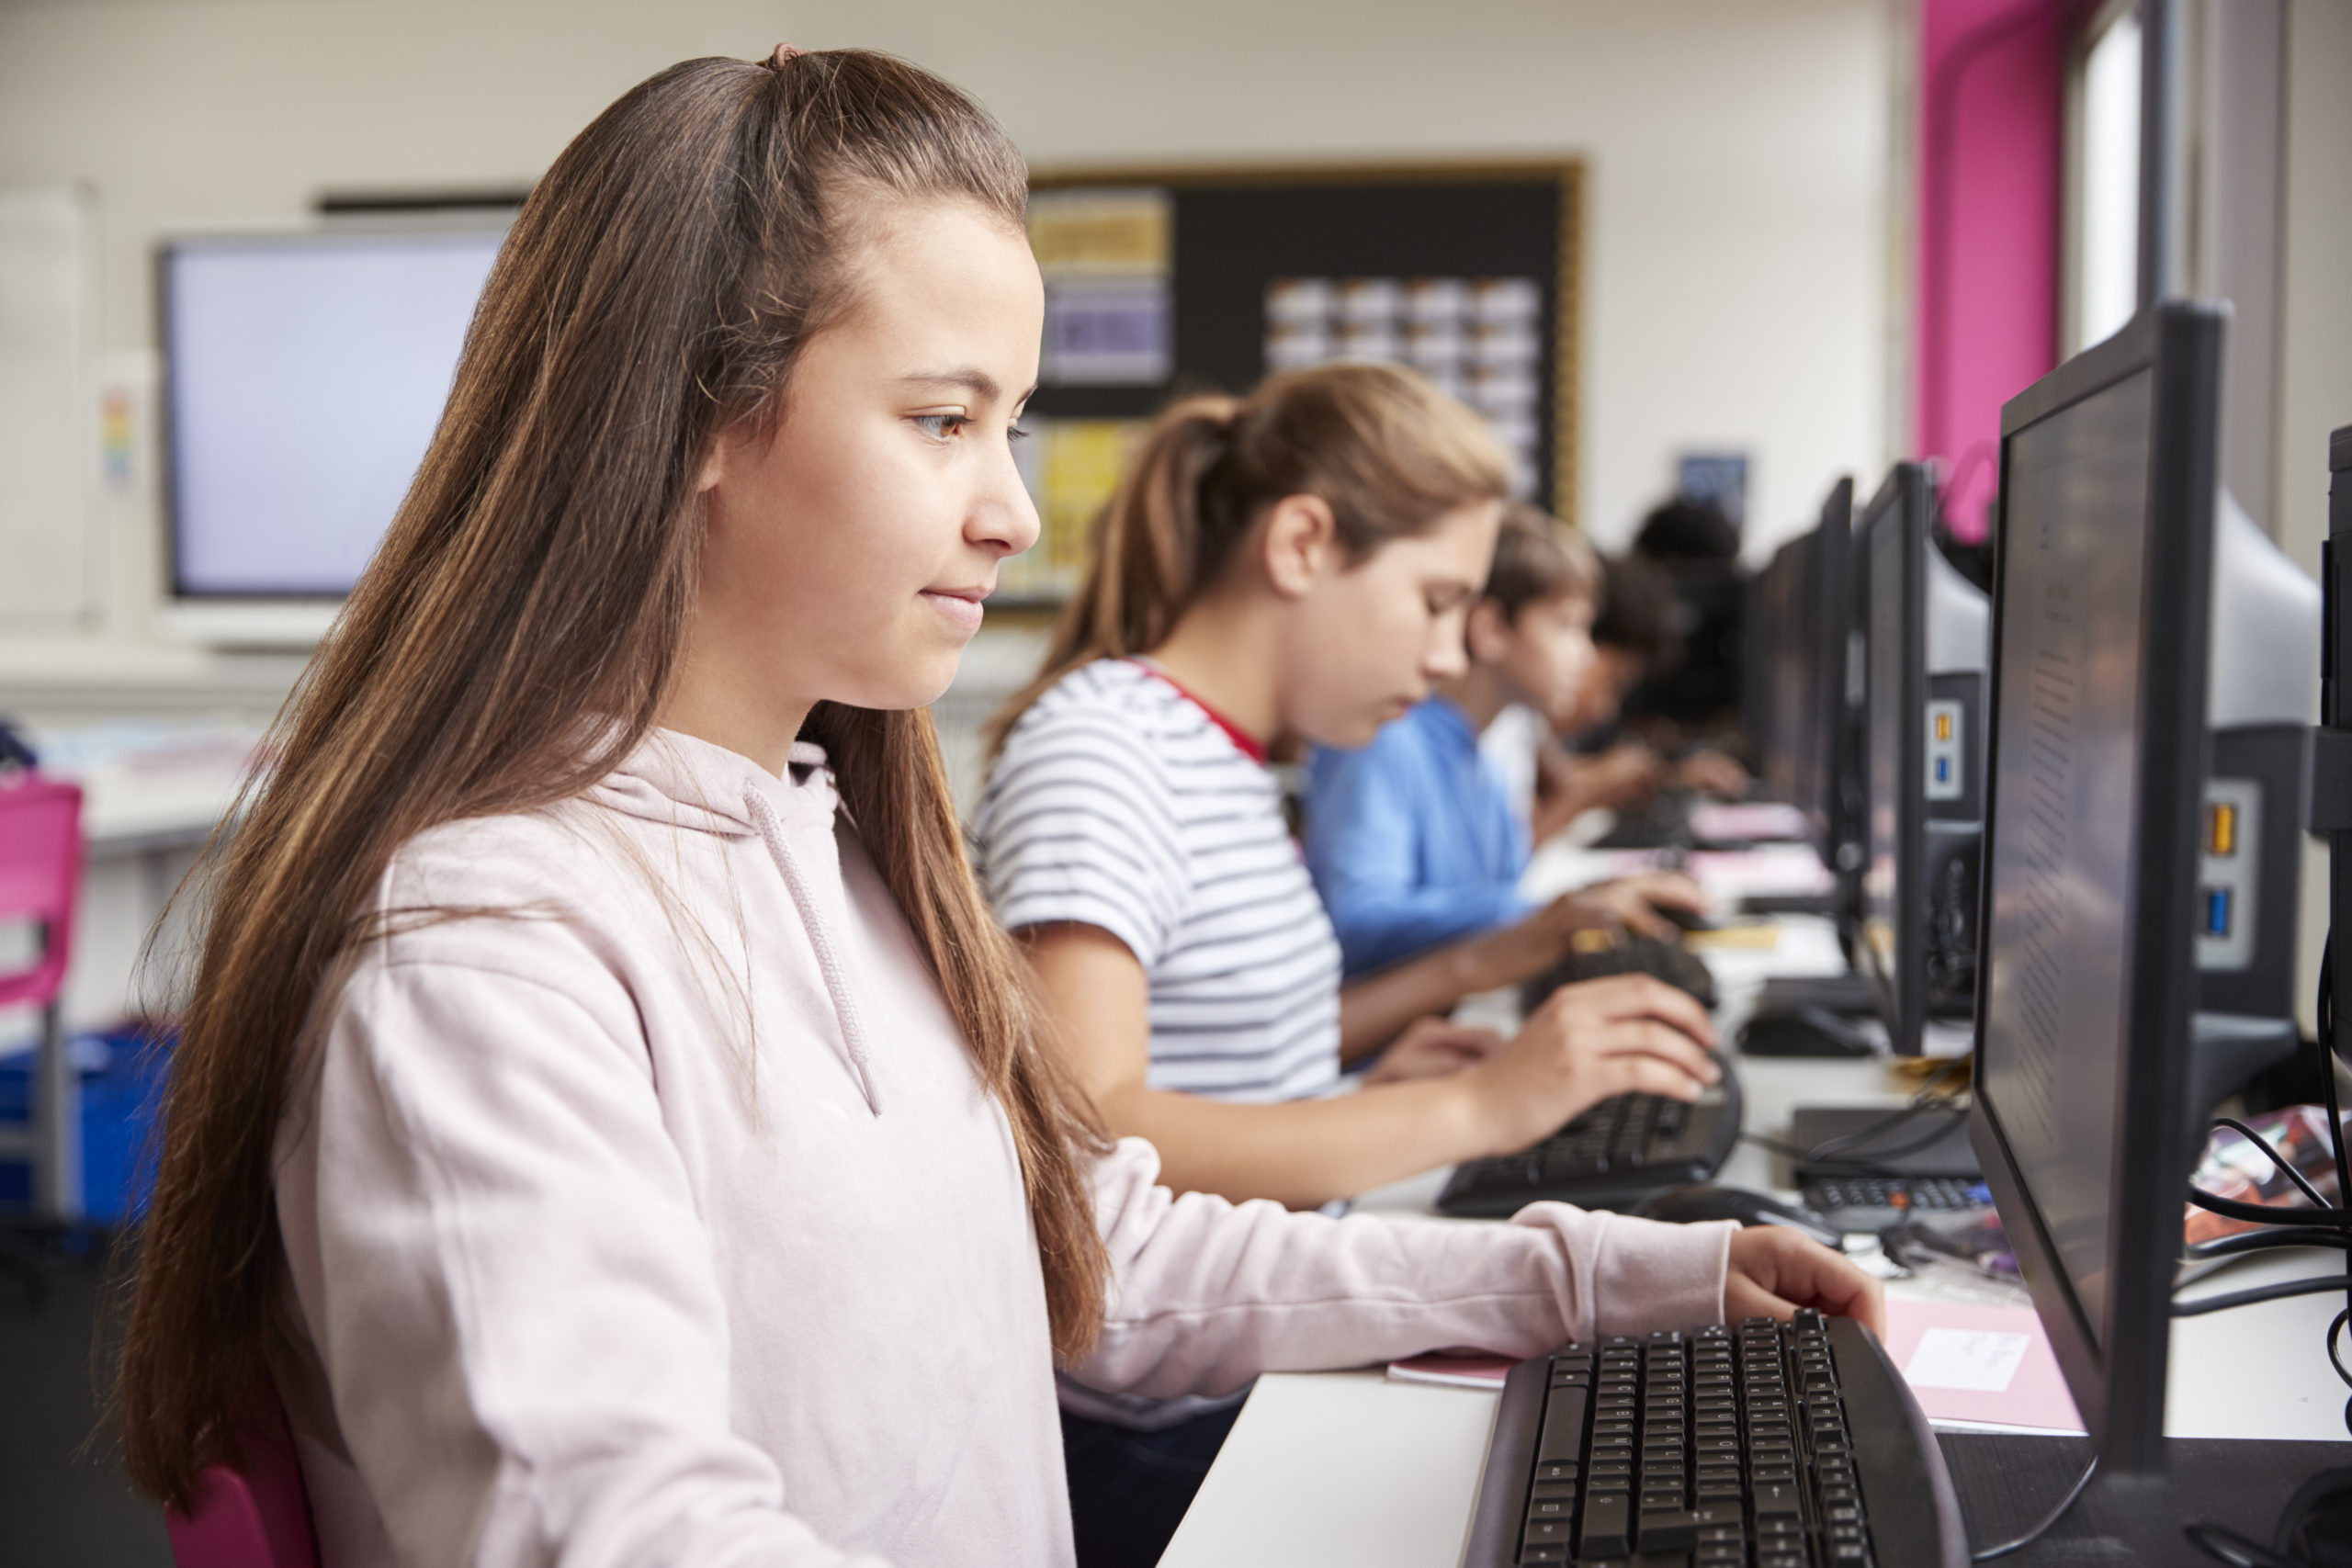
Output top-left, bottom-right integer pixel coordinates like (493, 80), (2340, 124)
(0, 773), (83, 1011)
(165, 1385), (320, 1568)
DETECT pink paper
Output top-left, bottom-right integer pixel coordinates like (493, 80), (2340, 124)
(1689, 802), (1813, 843)
(1881, 1297), (2085, 1433)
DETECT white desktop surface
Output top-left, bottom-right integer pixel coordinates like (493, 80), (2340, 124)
(1163, 859), (2352, 1568)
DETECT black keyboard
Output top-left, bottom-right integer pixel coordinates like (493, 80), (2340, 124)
(1436, 1060), (1743, 1218)
(1462, 1312), (1965, 1568)
(1801, 1178), (1992, 1235)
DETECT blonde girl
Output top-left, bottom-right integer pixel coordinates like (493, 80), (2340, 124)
(119, 50), (1879, 1568)
(978, 370), (1725, 1214)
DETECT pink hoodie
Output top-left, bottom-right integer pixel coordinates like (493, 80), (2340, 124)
(270, 728), (1733, 1566)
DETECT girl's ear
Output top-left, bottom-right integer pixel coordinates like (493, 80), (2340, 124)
(1464, 596), (1512, 664)
(1259, 493), (1340, 601)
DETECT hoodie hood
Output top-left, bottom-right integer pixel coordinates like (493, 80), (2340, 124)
(587, 728), (839, 840)
(586, 728), (880, 1113)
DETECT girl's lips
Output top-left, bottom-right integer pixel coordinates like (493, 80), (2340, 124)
(921, 590), (986, 631)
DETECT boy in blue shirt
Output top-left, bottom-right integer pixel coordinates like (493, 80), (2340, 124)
(1307, 507), (1702, 979)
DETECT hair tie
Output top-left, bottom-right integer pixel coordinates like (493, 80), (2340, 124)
(767, 43), (806, 69)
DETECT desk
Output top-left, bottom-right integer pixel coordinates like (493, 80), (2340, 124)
(1162, 882), (2352, 1567)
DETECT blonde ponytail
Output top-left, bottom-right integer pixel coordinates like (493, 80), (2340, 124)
(989, 363), (1510, 754)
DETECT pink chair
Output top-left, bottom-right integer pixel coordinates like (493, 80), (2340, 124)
(165, 1385), (321, 1568)
(0, 771), (85, 1220)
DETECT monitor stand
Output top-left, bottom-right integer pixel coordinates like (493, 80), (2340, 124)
(1738, 1001), (1881, 1058)
(1937, 1432), (2349, 1566)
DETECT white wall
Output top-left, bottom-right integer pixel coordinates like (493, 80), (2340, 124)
(0, 0), (1894, 660)
(2272, 0), (2352, 1037)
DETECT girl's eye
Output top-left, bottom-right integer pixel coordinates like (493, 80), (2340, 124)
(912, 412), (970, 442)
(1009, 422), (1032, 446)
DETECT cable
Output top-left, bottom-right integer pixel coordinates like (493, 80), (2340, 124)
(1968, 1453), (2097, 1562)
(2188, 1227), (2352, 1261)
(2188, 1185), (2352, 1229)
(2320, 934), (2352, 1437)
(2211, 1116), (2335, 1210)
(1739, 1054), (1975, 1176)
(2171, 1274), (2352, 1317)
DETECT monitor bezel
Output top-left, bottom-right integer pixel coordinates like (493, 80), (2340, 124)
(1859, 463), (1932, 1056)
(1967, 299), (2224, 1478)
(153, 222), (509, 614)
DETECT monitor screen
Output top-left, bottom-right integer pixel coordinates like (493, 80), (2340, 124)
(1976, 366), (2154, 1351)
(162, 229), (504, 598)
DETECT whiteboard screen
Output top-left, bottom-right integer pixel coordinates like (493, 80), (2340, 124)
(163, 230), (503, 597)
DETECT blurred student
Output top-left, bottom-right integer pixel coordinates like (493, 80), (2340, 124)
(1522, 553), (1748, 842)
(1625, 494), (1748, 737)
(1305, 505), (1707, 980)
(113, 52), (1883, 1568)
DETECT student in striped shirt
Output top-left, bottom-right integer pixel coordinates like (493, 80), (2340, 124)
(976, 367), (1727, 1563)
(977, 366), (1720, 1211)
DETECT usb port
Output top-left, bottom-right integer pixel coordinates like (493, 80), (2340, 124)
(1935, 712), (1953, 742)
(2208, 802), (2237, 856)
(1934, 757), (1952, 785)
(2203, 887), (2232, 937)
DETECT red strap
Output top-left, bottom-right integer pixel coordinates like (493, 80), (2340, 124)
(1125, 660), (1270, 765)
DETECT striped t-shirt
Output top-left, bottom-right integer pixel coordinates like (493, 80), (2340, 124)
(975, 658), (1343, 1105)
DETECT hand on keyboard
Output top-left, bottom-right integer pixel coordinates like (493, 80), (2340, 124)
(1573, 871), (1713, 942)
(1363, 1017), (1505, 1085)
(1724, 1226), (1886, 1339)
(1466, 975), (1722, 1156)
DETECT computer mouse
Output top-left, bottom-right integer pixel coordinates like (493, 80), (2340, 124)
(1522, 936), (1720, 1013)
(1636, 1183), (1845, 1248)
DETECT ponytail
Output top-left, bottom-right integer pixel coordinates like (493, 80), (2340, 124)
(988, 363), (1510, 754)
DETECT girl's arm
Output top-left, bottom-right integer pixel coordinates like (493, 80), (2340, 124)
(283, 935), (880, 1568)
(1336, 872), (1712, 1060)
(1023, 920), (1720, 1211)
(1069, 1137), (1883, 1405)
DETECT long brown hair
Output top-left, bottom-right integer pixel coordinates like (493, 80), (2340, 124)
(119, 49), (1108, 1508)
(987, 363), (1513, 752)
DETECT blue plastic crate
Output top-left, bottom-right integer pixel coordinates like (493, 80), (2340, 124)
(0, 1026), (175, 1224)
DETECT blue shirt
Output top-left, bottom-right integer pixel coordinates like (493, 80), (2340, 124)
(1305, 697), (1532, 977)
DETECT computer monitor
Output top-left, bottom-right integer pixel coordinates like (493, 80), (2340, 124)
(157, 223), (507, 643)
(1748, 478), (1858, 863)
(1857, 464), (1989, 1056)
(1970, 300), (2306, 1489)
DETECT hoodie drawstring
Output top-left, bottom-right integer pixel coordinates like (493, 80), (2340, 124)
(743, 785), (883, 1116)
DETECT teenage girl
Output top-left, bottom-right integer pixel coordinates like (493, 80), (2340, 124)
(978, 368), (1725, 1214)
(117, 50), (1880, 1568)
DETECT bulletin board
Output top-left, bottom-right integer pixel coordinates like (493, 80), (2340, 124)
(1005, 161), (1586, 604)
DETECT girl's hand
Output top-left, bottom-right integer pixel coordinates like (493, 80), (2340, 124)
(1724, 1225), (1887, 1339)
(1572, 872), (1712, 942)
(1363, 1017), (1505, 1085)
(1675, 748), (1753, 799)
(1462, 975), (1719, 1155)
(1581, 741), (1670, 811)
(1460, 895), (1612, 992)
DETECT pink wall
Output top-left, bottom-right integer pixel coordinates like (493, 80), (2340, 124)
(1915, 0), (2068, 541)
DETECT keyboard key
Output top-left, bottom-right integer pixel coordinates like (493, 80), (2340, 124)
(1516, 1548), (1566, 1565)
(1753, 1484), (1804, 1518)
(1640, 1507), (1702, 1550)
(1537, 1386), (1589, 1464)
(1522, 1517), (1575, 1549)
(1580, 1492), (1633, 1557)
